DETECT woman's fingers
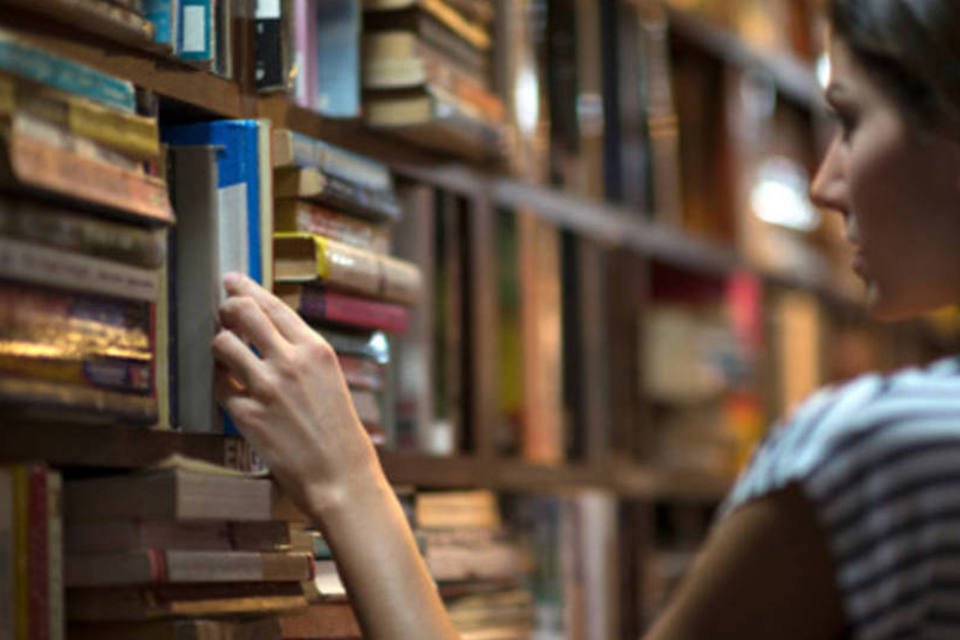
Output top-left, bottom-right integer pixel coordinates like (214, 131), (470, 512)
(224, 273), (316, 344)
(212, 328), (271, 395)
(219, 294), (289, 361)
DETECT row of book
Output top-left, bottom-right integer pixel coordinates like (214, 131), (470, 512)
(1, 458), (552, 639)
(256, 0), (505, 159)
(0, 24), (426, 444)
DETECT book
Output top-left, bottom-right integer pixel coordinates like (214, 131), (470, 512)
(162, 119), (272, 287)
(0, 374), (157, 423)
(275, 283), (411, 334)
(320, 328), (390, 364)
(255, 0), (288, 91)
(415, 490), (501, 530)
(0, 126), (174, 225)
(0, 73), (160, 160)
(145, 0), (179, 47)
(280, 602), (361, 639)
(273, 166), (401, 222)
(66, 582), (308, 622)
(0, 27), (136, 113)
(273, 232), (422, 305)
(363, 0), (491, 52)
(338, 354), (385, 391)
(64, 467), (274, 523)
(0, 353), (153, 395)
(0, 196), (166, 268)
(290, 0), (317, 107)
(65, 520), (291, 554)
(179, 0), (214, 64)
(0, 235), (161, 302)
(66, 550), (313, 587)
(0, 465), (63, 640)
(315, 0), (361, 118)
(2, 0), (156, 49)
(299, 559), (347, 602)
(364, 86), (503, 160)
(362, 36), (503, 123)
(0, 282), (152, 360)
(272, 129), (392, 192)
(69, 617), (283, 640)
(274, 199), (391, 253)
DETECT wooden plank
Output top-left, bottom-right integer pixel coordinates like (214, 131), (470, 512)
(0, 422), (229, 468)
(378, 451), (484, 489)
(665, 5), (821, 109)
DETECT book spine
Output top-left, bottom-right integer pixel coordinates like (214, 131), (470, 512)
(12, 467), (27, 640)
(0, 355), (154, 394)
(0, 283), (151, 359)
(61, 0), (156, 43)
(0, 375), (157, 423)
(315, 171), (401, 222)
(5, 131), (174, 225)
(0, 198), (166, 269)
(0, 74), (159, 161)
(144, 0), (175, 44)
(296, 288), (409, 333)
(275, 130), (392, 191)
(0, 236), (160, 303)
(255, 0), (286, 90)
(274, 199), (390, 252)
(45, 473), (62, 640)
(0, 470), (13, 640)
(27, 466), (48, 640)
(0, 29), (136, 113)
(338, 354), (384, 391)
(315, 0), (361, 118)
(179, 0), (214, 62)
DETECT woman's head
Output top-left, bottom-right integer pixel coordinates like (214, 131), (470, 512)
(810, 0), (960, 321)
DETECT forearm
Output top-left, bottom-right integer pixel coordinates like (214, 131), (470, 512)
(310, 461), (460, 640)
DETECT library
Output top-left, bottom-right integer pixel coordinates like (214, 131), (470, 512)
(2, 0), (960, 638)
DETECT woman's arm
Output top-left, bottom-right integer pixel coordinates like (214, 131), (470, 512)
(645, 484), (846, 640)
(212, 273), (459, 640)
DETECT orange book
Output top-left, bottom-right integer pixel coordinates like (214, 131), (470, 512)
(280, 603), (362, 640)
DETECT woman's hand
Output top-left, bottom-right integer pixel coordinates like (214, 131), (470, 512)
(211, 272), (382, 525)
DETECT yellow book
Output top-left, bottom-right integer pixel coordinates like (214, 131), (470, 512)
(0, 73), (159, 160)
(273, 231), (422, 305)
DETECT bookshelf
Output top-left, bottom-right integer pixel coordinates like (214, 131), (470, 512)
(4, 1), (956, 638)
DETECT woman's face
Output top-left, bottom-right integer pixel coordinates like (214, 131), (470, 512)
(810, 37), (960, 321)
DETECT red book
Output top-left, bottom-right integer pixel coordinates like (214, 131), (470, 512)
(27, 465), (48, 640)
(275, 283), (410, 334)
(337, 355), (385, 392)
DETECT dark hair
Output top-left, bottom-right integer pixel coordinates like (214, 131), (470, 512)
(829, 0), (960, 134)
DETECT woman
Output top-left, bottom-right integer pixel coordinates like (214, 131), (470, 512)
(212, 1), (960, 637)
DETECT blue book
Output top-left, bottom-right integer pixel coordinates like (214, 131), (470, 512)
(162, 120), (264, 285)
(0, 27), (135, 112)
(315, 0), (360, 118)
(163, 121), (271, 435)
(145, 0), (176, 46)
(178, 0), (213, 62)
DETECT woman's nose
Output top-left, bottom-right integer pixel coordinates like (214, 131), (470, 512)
(809, 137), (848, 215)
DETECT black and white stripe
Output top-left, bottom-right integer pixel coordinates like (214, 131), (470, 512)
(721, 356), (960, 639)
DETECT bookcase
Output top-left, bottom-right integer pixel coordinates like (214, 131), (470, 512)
(3, 0), (960, 638)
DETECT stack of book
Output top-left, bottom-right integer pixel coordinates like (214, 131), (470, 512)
(361, 0), (505, 159)
(0, 27), (173, 426)
(144, 0), (237, 75)
(416, 490), (533, 640)
(64, 460), (312, 638)
(272, 128), (423, 446)
(0, 463), (63, 640)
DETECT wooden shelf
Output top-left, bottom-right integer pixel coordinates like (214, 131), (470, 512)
(0, 18), (248, 118)
(666, 6), (822, 110)
(0, 422), (732, 499)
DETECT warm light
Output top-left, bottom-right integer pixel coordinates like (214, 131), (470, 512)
(514, 66), (540, 135)
(816, 53), (831, 89)
(750, 157), (820, 232)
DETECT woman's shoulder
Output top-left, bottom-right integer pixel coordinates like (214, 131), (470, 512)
(722, 355), (960, 515)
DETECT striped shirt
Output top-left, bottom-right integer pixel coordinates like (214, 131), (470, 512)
(722, 355), (960, 639)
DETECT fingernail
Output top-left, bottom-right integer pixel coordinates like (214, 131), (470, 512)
(224, 272), (243, 287)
